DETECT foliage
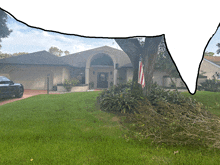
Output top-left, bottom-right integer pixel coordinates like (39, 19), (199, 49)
(64, 50), (70, 55)
(146, 82), (197, 106)
(0, 52), (29, 59)
(0, 9), (12, 43)
(49, 46), (70, 57)
(63, 78), (80, 92)
(198, 73), (220, 92)
(204, 51), (214, 56)
(115, 37), (163, 96)
(49, 46), (63, 57)
(110, 81), (113, 87)
(121, 98), (220, 151)
(216, 43), (220, 54)
(89, 82), (94, 89)
(97, 80), (220, 150)
(96, 81), (145, 114)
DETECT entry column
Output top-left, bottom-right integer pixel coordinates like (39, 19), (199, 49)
(85, 68), (89, 85)
(114, 69), (117, 86)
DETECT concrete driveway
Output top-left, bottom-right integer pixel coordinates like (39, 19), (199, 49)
(0, 89), (61, 106)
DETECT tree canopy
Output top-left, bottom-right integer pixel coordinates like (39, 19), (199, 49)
(49, 46), (63, 57)
(0, 9), (12, 43)
(49, 46), (70, 56)
(216, 43), (220, 55)
(205, 51), (214, 56)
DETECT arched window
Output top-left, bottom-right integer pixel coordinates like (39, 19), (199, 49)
(90, 53), (113, 66)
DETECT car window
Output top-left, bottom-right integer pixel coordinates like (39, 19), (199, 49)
(0, 77), (10, 82)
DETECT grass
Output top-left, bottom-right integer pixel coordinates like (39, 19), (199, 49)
(182, 91), (220, 117)
(0, 91), (220, 164)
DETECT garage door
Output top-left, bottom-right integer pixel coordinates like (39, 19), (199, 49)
(9, 67), (53, 90)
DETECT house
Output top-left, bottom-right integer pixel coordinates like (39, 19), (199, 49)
(0, 46), (208, 92)
(199, 56), (220, 79)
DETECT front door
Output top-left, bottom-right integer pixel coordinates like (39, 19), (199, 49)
(97, 72), (108, 88)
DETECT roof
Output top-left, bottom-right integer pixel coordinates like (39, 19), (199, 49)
(0, 50), (74, 67)
(204, 56), (220, 66)
(0, 46), (133, 69)
(61, 46), (132, 68)
(203, 58), (220, 69)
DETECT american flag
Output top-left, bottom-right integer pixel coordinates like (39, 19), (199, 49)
(138, 57), (145, 88)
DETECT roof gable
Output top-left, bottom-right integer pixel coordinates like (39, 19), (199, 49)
(0, 51), (70, 66)
(204, 56), (220, 66)
(61, 46), (132, 68)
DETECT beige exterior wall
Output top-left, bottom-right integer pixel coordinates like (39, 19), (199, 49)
(117, 68), (127, 84)
(152, 70), (169, 86)
(123, 68), (169, 86)
(89, 66), (114, 89)
(0, 65), (71, 90)
(126, 68), (133, 82)
(199, 60), (220, 79)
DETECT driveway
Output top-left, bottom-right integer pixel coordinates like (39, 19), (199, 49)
(0, 89), (104, 106)
(0, 89), (61, 106)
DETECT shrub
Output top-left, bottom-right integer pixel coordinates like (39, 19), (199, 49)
(146, 82), (198, 107)
(97, 81), (220, 150)
(89, 82), (94, 89)
(198, 79), (220, 92)
(63, 78), (80, 92)
(96, 81), (145, 114)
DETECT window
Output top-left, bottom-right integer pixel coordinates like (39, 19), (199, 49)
(110, 71), (112, 75)
(93, 71), (95, 75)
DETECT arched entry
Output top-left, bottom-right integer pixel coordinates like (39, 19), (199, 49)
(89, 53), (114, 89)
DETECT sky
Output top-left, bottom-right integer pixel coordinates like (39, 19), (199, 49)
(0, 15), (121, 56)
(1, 14), (220, 56)
(1, 1), (220, 94)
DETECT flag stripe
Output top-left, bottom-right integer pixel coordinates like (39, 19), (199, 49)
(138, 60), (145, 88)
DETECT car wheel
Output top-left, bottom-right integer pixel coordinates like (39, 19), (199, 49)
(15, 87), (24, 98)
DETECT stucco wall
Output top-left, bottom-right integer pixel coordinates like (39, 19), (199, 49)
(124, 68), (169, 86)
(200, 60), (220, 79)
(117, 68), (127, 84)
(0, 65), (70, 90)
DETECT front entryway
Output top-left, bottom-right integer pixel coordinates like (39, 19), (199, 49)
(97, 72), (108, 88)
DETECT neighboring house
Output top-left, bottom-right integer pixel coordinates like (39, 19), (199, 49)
(199, 56), (220, 80)
(0, 46), (208, 91)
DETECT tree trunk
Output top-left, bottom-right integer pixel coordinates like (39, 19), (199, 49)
(142, 36), (163, 96)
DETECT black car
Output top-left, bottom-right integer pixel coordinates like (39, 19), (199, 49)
(0, 76), (24, 99)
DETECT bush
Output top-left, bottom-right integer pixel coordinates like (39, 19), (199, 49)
(198, 79), (220, 92)
(96, 81), (145, 114)
(96, 81), (220, 150)
(63, 78), (80, 92)
(89, 82), (94, 89)
(146, 82), (197, 107)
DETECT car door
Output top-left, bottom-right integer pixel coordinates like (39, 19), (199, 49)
(0, 77), (13, 98)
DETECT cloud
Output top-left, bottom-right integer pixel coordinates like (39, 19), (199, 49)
(1, 1), (220, 94)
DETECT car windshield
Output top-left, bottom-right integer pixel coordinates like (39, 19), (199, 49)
(0, 76), (11, 82)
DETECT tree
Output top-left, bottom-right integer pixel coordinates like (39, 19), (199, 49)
(64, 50), (70, 55)
(49, 46), (63, 56)
(155, 39), (180, 91)
(0, 9), (12, 51)
(205, 51), (214, 56)
(12, 52), (28, 56)
(0, 52), (28, 59)
(217, 43), (220, 54)
(115, 36), (163, 96)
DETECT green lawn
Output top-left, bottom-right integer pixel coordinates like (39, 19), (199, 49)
(0, 91), (220, 164)
(182, 91), (220, 117)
